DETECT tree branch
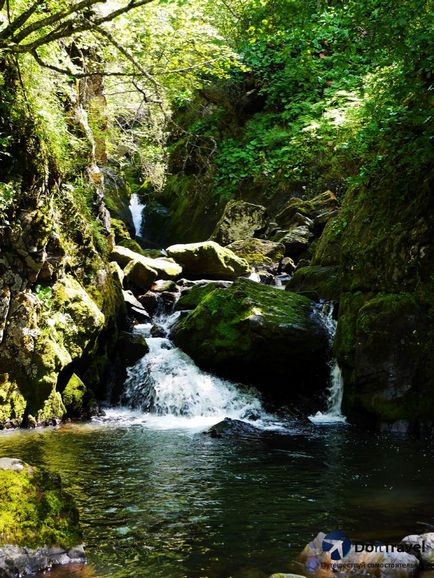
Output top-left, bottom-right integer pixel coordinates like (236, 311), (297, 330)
(12, 0), (105, 44)
(0, 1), (40, 40)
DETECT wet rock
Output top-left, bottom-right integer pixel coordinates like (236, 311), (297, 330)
(0, 460), (84, 577)
(160, 291), (178, 312)
(166, 241), (250, 280)
(151, 279), (178, 293)
(211, 200), (267, 245)
(205, 418), (262, 438)
(172, 278), (330, 403)
(280, 257), (296, 274)
(150, 324), (167, 338)
(130, 306), (151, 323)
(117, 331), (149, 366)
(122, 290), (144, 310)
(403, 533), (434, 567)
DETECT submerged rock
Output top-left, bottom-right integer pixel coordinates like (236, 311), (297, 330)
(211, 200), (267, 245)
(166, 241), (250, 280)
(0, 458), (84, 577)
(172, 278), (330, 403)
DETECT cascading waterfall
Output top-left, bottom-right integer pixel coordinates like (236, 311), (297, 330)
(309, 302), (346, 424)
(129, 193), (146, 238)
(120, 312), (269, 429)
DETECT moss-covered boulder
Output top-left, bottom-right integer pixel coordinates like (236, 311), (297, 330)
(124, 260), (158, 292)
(172, 278), (330, 404)
(0, 458), (84, 576)
(176, 282), (226, 311)
(166, 241), (250, 280)
(275, 225), (311, 259)
(211, 200), (267, 246)
(111, 218), (145, 256)
(61, 373), (87, 418)
(286, 266), (340, 301)
(111, 245), (183, 280)
(276, 191), (338, 230)
(226, 238), (284, 270)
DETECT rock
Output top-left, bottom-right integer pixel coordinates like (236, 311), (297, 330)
(176, 283), (220, 311)
(110, 261), (125, 286)
(276, 191), (338, 229)
(277, 226), (311, 259)
(286, 266), (340, 301)
(280, 257), (296, 274)
(160, 291), (178, 312)
(117, 331), (149, 366)
(205, 418), (262, 438)
(130, 306), (151, 323)
(166, 241), (250, 280)
(226, 238), (285, 271)
(300, 532), (419, 578)
(211, 200), (267, 245)
(402, 533), (434, 567)
(62, 373), (87, 418)
(138, 291), (159, 316)
(151, 279), (178, 293)
(150, 324), (167, 338)
(0, 458), (24, 471)
(124, 259), (158, 292)
(172, 278), (330, 403)
(268, 574), (306, 578)
(111, 246), (183, 280)
(122, 289), (144, 310)
(0, 460), (83, 577)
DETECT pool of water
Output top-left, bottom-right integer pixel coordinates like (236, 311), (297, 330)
(0, 413), (433, 578)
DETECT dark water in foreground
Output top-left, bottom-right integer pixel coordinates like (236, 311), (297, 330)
(0, 412), (433, 578)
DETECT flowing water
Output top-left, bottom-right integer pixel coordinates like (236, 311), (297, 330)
(129, 194), (146, 238)
(1, 304), (433, 578)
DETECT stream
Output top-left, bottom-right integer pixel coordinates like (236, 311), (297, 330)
(1, 201), (432, 578)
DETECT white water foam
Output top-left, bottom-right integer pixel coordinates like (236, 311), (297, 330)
(129, 193), (146, 238)
(118, 315), (274, 431)
(309, 302), (347, 425)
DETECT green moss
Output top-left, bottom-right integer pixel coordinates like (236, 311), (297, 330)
(0, 463), (81, 548)
(176, 284), (219, 310)
(0, 375), (26, 425)
(62, 373), (87, 417)
(286, 265), (340, 301)
(36, 388), (66, 424)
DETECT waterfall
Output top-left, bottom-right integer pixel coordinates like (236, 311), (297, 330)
(120, 313), (269, 429)
(309, 302), (346, 425)
(129, 193), (146, 238)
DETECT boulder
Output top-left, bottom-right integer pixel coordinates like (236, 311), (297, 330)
(111, 246), (182, 280)
(0, 459), (84, 577)
(176, 283), (221, 311)
(286, 266), (340, 301)
(276, 226), (311, 259)
(280, 257), (296, 274)
(172, 278), (330, 403)
(226, 238), (285, 271)
(138, 291), (159, 316)
(211, 200), (267, 245)
(300, 532), (419, 578)
(117, 331), (149, 366)
(124, 259), (158, 292)
(166, 241), (250, 280)
(402, 533), (434, 567)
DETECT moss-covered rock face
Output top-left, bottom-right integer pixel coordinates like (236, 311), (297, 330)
(176, 283), (222, 311)
(172, 278), (330, 405)
(62, 373), (87, 418)
(286, 266), (340, 302)
(211, 200), (267, 246)
(0, 458), (82, 549)
(167, 241), (250, 280)
(313, 178), (434, 429)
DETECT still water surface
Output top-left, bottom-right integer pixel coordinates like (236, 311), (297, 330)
(0, 413), (433, 578)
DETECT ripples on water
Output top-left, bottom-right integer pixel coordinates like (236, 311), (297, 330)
(0, 412), (434, 578)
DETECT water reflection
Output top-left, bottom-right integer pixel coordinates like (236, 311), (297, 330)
(0, 421), (433, 578)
